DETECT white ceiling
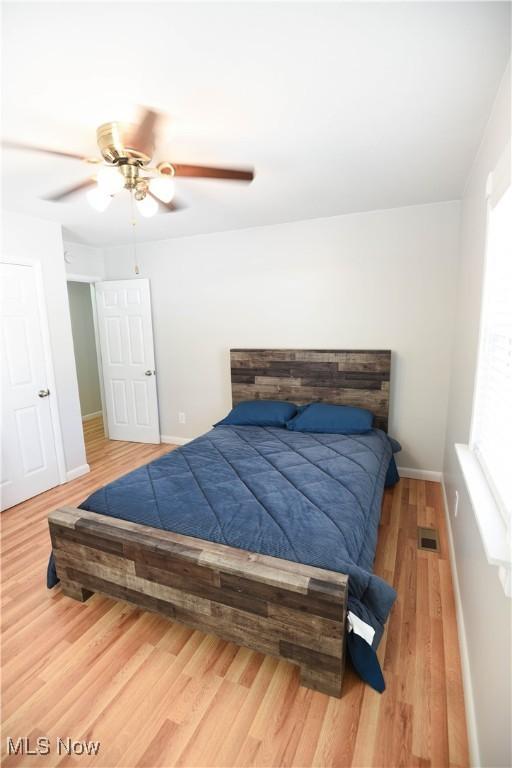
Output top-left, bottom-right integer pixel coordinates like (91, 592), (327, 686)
(2, 1), (510, 246)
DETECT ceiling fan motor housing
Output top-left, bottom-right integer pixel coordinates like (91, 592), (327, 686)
(96, 121), (152, 165)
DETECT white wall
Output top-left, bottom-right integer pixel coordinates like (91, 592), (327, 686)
(2, 211), (88, 475)
(67, 281), (102, 418)
(64, 241), (105, 278)
(443, 64), (511, 768)
(104, 200), (460, 472)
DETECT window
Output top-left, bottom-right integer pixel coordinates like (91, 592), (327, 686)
(470, 183), (512, 524)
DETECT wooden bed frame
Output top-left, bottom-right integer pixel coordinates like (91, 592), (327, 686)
(49, 349), (391, 698)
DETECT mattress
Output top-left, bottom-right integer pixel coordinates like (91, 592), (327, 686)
(77, 425), (397, 649)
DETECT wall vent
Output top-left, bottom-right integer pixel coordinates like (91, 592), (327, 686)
(417, 526), (440, 553)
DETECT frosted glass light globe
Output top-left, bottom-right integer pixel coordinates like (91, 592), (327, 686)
(97, 165), (125, 195)
(136, 194), (158, 218)
(149, 176), (175, 203)
(86, 186), (112, 212)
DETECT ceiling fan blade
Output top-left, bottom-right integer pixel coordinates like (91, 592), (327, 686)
(42, 177), (97, 202)
(128, 107), (161, 157)
(148, 191), (185, 213)
(170, 163), (254, 182)
(2, 140), (98, 162)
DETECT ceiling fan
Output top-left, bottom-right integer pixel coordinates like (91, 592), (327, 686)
(3, 107), (255, 218)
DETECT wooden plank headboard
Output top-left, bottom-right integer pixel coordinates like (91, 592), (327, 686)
(230, 349), (391, 431)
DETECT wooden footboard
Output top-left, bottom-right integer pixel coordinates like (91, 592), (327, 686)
(49, 507), (348, 697)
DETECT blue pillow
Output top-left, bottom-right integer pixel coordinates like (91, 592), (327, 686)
(215, 400), (298, 428)
(286, 402), (373, 434)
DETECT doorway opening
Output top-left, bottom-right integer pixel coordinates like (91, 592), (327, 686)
(66, 279), (106, 462)
(67, 275), (161, 455)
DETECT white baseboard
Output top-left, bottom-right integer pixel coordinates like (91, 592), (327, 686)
(82, 410), (103, 422)
(65, 463), (90, 482)
(397, 466), (443, 482)
(160, 434), (192, 446)
(441, 478), (480, 767)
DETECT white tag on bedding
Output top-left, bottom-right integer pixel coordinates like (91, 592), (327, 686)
(347, 611), (375, 647)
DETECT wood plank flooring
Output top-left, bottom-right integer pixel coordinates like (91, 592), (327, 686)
(1, 417), (469, 767)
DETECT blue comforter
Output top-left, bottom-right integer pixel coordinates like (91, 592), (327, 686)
(49, 425), (398, 688)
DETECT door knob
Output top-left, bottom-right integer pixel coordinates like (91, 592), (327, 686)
(145, 370), (154, 376)
(38, 388), (50, 398)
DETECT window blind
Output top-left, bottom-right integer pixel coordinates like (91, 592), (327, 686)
(471, 183), (512, 522)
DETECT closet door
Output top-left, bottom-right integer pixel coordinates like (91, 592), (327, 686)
(95, 279), (160, 443)
(1, 263), (61, 510)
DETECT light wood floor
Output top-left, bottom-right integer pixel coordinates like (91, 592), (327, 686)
(1, 417), (469, 767)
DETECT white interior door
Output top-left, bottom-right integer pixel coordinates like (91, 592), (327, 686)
(1, 263), (62, 510)
(95, 279), (160, 443)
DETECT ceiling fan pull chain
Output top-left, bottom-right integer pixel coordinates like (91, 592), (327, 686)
(129, 191), (140, 275)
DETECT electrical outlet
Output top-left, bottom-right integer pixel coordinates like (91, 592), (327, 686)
(454, 490), (459, 517)
(178, 412), (186, 424)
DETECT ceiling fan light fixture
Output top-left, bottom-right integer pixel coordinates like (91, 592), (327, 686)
(97, 164), (125, 195)
(149, 176), (175, 203)
(86, 185), (112, 212)
(13, 108), (253, 214)
(136, 194), (158, 218)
